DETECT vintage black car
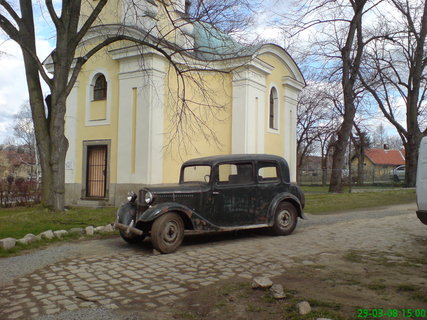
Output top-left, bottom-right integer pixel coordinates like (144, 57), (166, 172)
(114, 154), (306, 253)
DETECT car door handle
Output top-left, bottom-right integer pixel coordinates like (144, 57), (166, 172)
(212, 191), (220, 195)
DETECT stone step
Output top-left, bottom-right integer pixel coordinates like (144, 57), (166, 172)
(75, 199), (108, 208)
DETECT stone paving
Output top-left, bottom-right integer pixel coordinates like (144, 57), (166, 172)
(0, 206), (425, 319)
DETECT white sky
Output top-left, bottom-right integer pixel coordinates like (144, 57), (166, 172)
(0, 38), (53, 143)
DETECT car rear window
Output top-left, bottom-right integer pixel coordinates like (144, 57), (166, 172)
(257, 162), (279, 182)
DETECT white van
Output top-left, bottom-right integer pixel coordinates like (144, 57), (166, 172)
(416, 136), (427, 225)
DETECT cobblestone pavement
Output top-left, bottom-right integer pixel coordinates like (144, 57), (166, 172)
(0, 204), (425, 319)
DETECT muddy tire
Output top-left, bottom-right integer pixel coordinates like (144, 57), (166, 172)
(272, 202), (298, 236)
(151, 212), (184, 254)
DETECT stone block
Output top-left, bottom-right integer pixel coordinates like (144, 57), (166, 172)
(0, 237), (16, 249)
(53, 230), (68, 238)
(296, 301), (311, 315)
(85, 226), (94, 236)
(39, 230), (54, 240)
(270, 284), (286, 299)
(24, 234), (40, 243)
(251, 276), (273, 289)
(104, 224), (114, 232)
(94, 226), (105, 233)
(17, 238), (30, 245)
(69, 227), (84, 234)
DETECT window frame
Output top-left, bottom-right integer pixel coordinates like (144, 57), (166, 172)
(93, 74), (107, 101)
(214, 161), (255, 186)
(268, 86), (279, 131)
(256, 161), (281, 184)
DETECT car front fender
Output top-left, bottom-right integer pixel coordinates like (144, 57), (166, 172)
(137, 202), (195, 223)
(116, 202), (137, 224)
(267, 193), (305, 226)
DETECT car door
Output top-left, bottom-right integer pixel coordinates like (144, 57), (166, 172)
(211, 162), (257, 226)
(256, 161), (282, 223)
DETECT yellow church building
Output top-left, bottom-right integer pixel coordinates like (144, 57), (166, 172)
(58, 0), (305, 206)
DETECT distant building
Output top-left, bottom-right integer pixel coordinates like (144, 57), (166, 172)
(0, 147), (37, 180)
(352, 147), (405, 178)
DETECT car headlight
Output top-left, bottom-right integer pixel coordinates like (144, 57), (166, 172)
(144, 191), (153, 204)
(127, 191), (137, 202)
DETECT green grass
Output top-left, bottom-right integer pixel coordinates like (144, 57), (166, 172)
(304, 189), (415, 214)
(0, 205), (116, 239)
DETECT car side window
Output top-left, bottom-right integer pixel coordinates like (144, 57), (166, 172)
(257, 162), (279, 182)
(217, 163), (254, 185)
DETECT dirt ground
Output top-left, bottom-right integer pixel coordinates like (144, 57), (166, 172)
(2, 204), (426, 320)
(170, 239), (427, 320)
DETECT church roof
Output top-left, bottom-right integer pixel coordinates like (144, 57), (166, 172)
(192, 21), (259, 60)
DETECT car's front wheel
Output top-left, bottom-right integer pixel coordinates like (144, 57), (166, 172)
(272, 202), (298, 236)
(151, 212), (184, 253)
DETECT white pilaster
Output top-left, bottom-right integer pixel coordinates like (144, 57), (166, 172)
(283, 76), (304, 182)
(116, 52), (166, 184)
(232, 64), (270, 154)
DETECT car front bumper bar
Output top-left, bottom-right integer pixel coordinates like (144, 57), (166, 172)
(113, 222), (144, 236)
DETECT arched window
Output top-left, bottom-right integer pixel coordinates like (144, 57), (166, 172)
(93, 74), (107, 101)
(269, 87), (278, 130)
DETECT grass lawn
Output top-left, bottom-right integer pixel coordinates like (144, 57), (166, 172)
(304, 188), (416, 214)
(0, 205), (116, 239)
(0, 188), (416, 256)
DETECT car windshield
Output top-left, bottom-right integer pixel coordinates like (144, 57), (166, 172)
(182, 165), (211, 183)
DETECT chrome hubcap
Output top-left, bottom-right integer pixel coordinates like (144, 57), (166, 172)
(277, 210), (292, 228)
(163, 221), (179, 243)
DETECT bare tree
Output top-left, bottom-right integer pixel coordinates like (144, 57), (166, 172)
(352, 125), (370, 184)
(297, 80), (341, 183)
(11, 103), (39, 181)
(282, 0), (379, 192)
(0, 0), (256, 210)
(359, 0), (427, 186)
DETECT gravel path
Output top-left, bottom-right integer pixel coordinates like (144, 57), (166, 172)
(0, 203), (424, 320)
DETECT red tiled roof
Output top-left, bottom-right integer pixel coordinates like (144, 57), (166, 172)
(365, 148), (405, 166)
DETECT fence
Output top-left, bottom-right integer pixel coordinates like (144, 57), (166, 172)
(0, 178), (41, 207)
(298, 167), (397, 186)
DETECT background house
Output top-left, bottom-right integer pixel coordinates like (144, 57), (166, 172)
(56, 0), (305, 206)
(351, 147), (405, 181)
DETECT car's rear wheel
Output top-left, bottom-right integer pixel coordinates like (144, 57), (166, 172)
(151, 212), (184, 253)
(272, 202), (298, 235)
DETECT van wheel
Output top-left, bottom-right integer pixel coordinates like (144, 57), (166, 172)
(151, 213), (184, 254)
(393, 175), (400, 182)
(272, 202), (298, 236)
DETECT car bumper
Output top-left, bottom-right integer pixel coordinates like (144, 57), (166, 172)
(416, 210), (427, 225)
(114, 222), (144, 236)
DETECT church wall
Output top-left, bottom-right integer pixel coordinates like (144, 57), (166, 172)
(258, 52), (301, 182)
(162, 69), (233, 183)
(65, 48), (121, 205)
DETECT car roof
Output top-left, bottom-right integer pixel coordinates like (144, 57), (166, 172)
(182, 154), (286, 166)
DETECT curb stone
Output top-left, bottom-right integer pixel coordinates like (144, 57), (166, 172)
(0, 223), (116, 250)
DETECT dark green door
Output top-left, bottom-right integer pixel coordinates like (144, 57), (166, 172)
(212, 162), (256, 226)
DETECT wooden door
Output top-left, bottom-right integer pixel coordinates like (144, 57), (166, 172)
(86, 145), (107, 198)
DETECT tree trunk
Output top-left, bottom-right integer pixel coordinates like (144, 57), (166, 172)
(329, 108), (355, 192)
(357, 150), (365, 185)
(404, 133), (422, 187)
